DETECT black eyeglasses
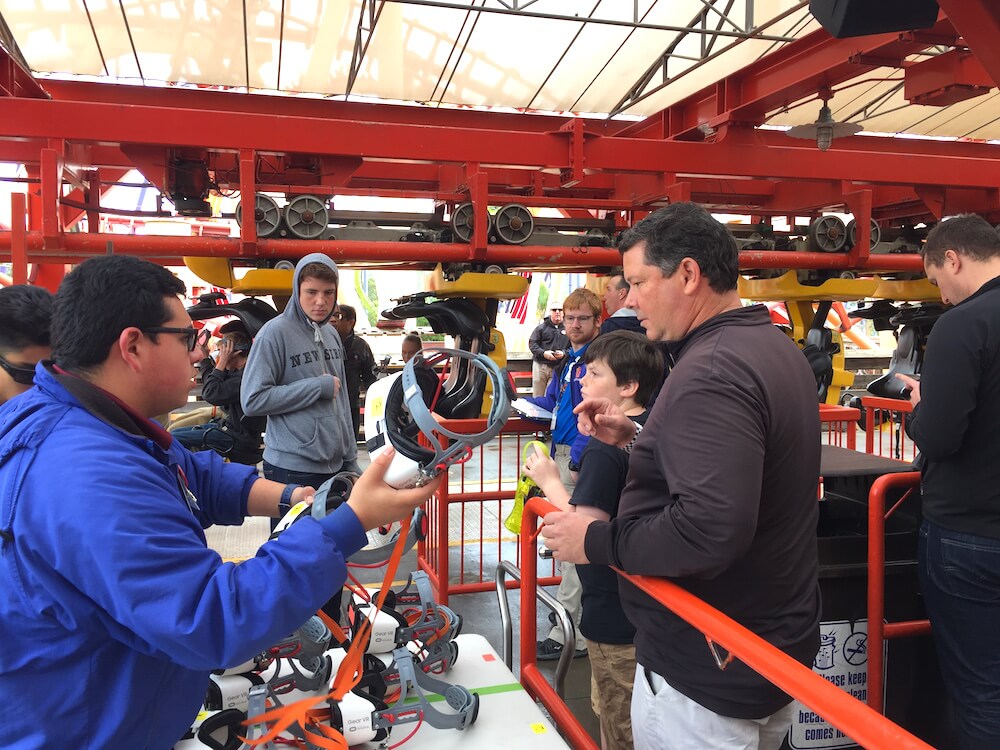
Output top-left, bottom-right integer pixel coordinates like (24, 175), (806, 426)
(142, 326), (199, 351)
(0, 354), (37, 386)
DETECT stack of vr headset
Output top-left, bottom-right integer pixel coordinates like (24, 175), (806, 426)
(174, 571), (478, 750)
(175, 347), (516, 749)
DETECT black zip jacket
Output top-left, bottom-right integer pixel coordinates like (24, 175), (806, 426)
(907, 275), (1000, 537)
(585, 304), (821, 719)
(528, 317), (569, 364)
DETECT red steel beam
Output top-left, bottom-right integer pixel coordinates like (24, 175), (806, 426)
(0, 231), (925, 271)
(39, 79), (612, 137)
(938, 1), (1000, 88)
(0, 45), (48, 99)
(619, 21), (959, 141)
(3, 98), (999, 189)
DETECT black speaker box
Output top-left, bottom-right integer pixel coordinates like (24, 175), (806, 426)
(809, 0), (940, 38)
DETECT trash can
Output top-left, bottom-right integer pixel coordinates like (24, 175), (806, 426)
(781, 446), (953, 750)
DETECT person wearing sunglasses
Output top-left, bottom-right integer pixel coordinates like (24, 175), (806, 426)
(0, 284), (53, 406)
(0, 255), (442, 750)
(171, 320), (265, 466)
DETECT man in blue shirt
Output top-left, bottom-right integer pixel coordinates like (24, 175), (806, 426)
(523, 286), (602, 660)
(0, 255), (440, 750)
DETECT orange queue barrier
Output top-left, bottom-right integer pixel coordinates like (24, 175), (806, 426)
(519, 496), (935, 750)
(416, 417), (559, 606)
(867, 471), (932, 716)
(819, 403), (859, 450)
(419, 405), (863, 607)
(862, 396), (915, 462)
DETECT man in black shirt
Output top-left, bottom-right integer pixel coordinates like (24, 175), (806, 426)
(528, 307), (568, 397)
(541, 203), (821, 750)
(897, 214), (1000, 748)
(332, 304), (378, 440)
(524, 331), (663, 750)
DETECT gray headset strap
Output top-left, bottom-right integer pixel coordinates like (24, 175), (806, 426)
(374, 647), (479, 732)
(400, 347), (511, 472)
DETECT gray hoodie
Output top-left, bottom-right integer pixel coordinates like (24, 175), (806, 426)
(241, 253), (357, 473)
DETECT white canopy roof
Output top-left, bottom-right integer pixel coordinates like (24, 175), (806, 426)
(1, 0), (998, 139)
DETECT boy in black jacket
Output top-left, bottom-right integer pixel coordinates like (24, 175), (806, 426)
(524, 330), (663, 750)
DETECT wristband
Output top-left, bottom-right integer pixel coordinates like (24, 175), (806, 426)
(278, 484), (303, 517)
(622, 423), (644, 455)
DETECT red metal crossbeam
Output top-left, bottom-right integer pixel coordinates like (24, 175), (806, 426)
(938, 0), (1000, 88)
(2, 98), (999, 190)
(0, 45), (48, 99)
(618, 20), (960, 141)
(0, 231), (926, 272)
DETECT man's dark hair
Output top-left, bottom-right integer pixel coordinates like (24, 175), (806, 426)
(584, 330), (664, 407)
(921, 214), (1000, 267)
(608, 268), (629, 293)
(403, 333), (423, 349)
(52, 256), (186, 373)
(617, 202), (739, 293)
(0, 285), (54, 353)
(338, 304), (357, 323)
(298, 262), (338, 285)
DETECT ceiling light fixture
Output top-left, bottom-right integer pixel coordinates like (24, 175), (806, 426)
(785, 100), (862, 151)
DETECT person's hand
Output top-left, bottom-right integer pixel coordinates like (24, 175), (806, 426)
(543, 349), (556, 361)
(540, 511), (595, 563)
(216, 338), (235, 370)
(290, 486), (315, 506)
(552, 350), (565, 361)
(333, 376), (341, 398)
(573, 397), (635, 447)
(895, 374), (921, 407)
(347, 447), (444, 531)
(523, 447), (560, 495)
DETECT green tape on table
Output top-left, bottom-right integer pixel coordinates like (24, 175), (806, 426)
(402, 682), (523, 705)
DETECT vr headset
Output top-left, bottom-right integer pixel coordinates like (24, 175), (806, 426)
(364, 347), (515, 489)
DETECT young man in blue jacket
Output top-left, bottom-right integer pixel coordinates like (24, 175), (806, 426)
(523, 286), (602, 660)
(0, 255), (440, 750)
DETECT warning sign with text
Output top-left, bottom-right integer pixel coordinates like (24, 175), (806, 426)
(787, 619), (885, 749)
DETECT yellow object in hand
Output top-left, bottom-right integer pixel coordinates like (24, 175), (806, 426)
(503, 440), (549, 534)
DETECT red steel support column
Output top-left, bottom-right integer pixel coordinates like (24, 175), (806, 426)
(85, 169), (102, 233)
(40, 147), (63, 244)
(467, 165), (489, 260)
(844, 188), (873, 266)
(10, 192), (27, 284)
(239, 150), (257, 254)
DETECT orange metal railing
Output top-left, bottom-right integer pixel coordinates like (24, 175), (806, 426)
(416, 417), (559, 605)
(867, 471), (931, 715)
(819, 403), (859, 450)
(519, 496), (934, 750)
(862, 396), (915, 462)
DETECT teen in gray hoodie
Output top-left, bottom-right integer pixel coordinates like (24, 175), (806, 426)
(241, 254), (359, 487)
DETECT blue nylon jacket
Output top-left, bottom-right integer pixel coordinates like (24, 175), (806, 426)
(0, 366), (366, 749)
(525, 342), (591, 466)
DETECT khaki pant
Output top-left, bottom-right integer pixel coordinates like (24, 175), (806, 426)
(587, 640), (637, 750)
(532, 360), (555, 397)
(546, 444), (583, 648)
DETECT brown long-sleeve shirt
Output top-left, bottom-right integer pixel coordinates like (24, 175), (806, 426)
(586, 304), (821, 719)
